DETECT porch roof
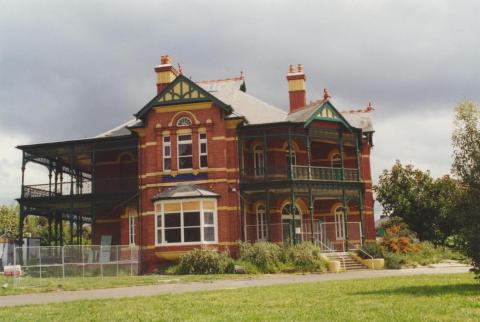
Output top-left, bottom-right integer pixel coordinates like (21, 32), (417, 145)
(152, 183), (219, 201)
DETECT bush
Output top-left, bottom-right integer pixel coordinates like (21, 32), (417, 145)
(238, 241), (283, 273)
(177, 249), (235, 274)
(357, 242), (384, 259)
(282, 243), (327, 273)
(384, 252), (405, 269)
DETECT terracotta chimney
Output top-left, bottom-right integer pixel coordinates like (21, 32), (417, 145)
(154, 55), (179, 94)
(286, 64), (306, 112)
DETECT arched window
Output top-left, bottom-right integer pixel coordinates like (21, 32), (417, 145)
(281, 203), (302, 243)
(334, 206), (346, 240)
(331, 153), (342, 168)
(285, 145), (296, 167)
(176, 116), (192, 127)
(256, 204), (268, 240)
(253, 145), (264, 176)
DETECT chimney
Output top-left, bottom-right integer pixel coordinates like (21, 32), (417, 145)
(155, 55), (179, 94)
(286, 64), (306, 112)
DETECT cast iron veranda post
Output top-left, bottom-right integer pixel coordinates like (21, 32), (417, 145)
(263, 130), (268, 180)
(306, 131), (312, 180)
(288, 126), (293, 180)
(20, 151), (25, 199)
(309, 188), (314, 243)
(339, 130), (345, 181)
(290, 188), (296, 244)
(355, 130), (361, 182)
(342, 190), (349, 252)
(266, 189), (271, 242)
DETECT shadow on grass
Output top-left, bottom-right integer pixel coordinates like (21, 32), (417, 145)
(352, 284), (480, 297)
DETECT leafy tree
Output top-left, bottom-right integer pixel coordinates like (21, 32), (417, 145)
(374, 161), (461, 245)
(0, 205), (18, 237)
(451, 100), (480, 278)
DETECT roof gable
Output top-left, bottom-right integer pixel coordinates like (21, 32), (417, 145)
(305, 101), (353, 129)
(135, 75), (232, 119)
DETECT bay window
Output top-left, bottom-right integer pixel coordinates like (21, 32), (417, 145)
(155, 199), (217, 245)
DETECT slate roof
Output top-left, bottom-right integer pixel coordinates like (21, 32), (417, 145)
(152, 183), (219, 201)
(94, 75), (373, 138)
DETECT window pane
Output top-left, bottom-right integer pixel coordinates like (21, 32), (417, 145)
(164, 213), (180, 227)
(164, 158), (171, 170)
(179, 157), (193, 169)
(156, 215), (162, 227)
(200, 143), (207, 154)
(163, 137), (170, 143)
(200, 133), (207, 139)
(179, 144), (192, 156)
(164, 146), (171, 156)
(157, 230), (162, 243)
(200, 155), (208, 168)
(183, 212), (200, 226)
(184, 227), (201, 242)
(204, 227), (215, 241)
(204, 212), (214, 225)
(165, 229), (181, 243)
(178, 135), (191, 141)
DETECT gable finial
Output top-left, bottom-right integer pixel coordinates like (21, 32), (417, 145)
(240, 70), (244, 79)
(177, 63), (183, 75)
(366, 101), (374, 112)
(323, 88), (330, 100)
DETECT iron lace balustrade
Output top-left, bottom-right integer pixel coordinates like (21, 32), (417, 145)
(22, 177), (138, 199)
(240, 166), (358, 182)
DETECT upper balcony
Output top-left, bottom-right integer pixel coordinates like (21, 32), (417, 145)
(240, 166), (359, 184)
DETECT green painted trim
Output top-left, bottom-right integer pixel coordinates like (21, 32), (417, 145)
(304, 101), (353, 129)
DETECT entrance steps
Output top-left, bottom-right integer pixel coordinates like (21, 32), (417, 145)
(322, 252), (368, 271)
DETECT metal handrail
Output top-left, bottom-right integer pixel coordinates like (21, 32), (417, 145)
(348, 241), (376, 270)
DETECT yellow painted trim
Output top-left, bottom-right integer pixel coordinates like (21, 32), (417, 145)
(156, 70), (176, 84)
(154, 102), (212, 113)
(217, 206), (238, 211)
(212, 136), (237, 141)
(176, 128), (192, 135)
(141, 178), (237, 189)
(288, 79), (305, 91)
(140, 141), (157, 149)
(140, 211), (155, 217)
(225, 119), (243, 129)
(140, 167), (238, 179)
(198, 127), (206, 133)
(155, 251), (189, 260)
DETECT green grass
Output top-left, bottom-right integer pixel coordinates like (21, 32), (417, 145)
(1, 273), (479, 321)
(0, 274), (257, 296)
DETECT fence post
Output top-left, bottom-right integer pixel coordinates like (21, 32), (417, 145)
(13, 245), (17, 287)
(81, 245), (85, 278)
(130, 246), (133, 276)
(39, 246), (42, 279)
(61, 245), (65, 279)
(116, 246), (119, 276)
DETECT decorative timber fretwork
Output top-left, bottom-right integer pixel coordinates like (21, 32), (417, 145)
(135, 75), (232, 119)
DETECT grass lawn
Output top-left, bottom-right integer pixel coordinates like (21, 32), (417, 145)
(0, 274), (257, 296)
(1, 273), (479, 321)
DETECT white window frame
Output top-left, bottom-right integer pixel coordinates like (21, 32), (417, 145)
(128, 216), (136, 245)
(163, 136), (171, 172)
(199, 132), (208, 169)
(154, 198), (218, 246)
(253, 145), (264, 177)
(335, 206), (346, 240)
(177, 134), (193, 170)
(176, 116), (192, 127)
(256, 204), (268, 241)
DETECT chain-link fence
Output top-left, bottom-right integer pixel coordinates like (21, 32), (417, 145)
(2, 245), (139, 288)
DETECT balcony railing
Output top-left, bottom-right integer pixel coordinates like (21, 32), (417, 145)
(241, 166), (358, 182)
(22, 177), (138, 199)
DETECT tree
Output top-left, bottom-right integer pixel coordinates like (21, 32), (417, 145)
(0, 205), (18, 237)
(452, 100), (480, 278)
(374, 161), (461, 245)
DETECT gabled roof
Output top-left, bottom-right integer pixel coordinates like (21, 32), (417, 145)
(135, 74), (233, 119)
(285, 99), (356, 130)
(152, 183), (219, 201)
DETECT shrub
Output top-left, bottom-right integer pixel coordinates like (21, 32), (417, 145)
(384, 252), (405, 269)
(357, 242), (384, 259)
(238, 241), (283, 273)
(282, 243), (327, 273)
(177, 249), (235, 274)
(382, 224), (421, 253)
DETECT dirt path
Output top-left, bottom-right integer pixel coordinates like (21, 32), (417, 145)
(0, 265), (471, 308)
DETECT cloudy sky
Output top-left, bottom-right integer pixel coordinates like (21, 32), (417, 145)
(1, 0), (479, 207)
